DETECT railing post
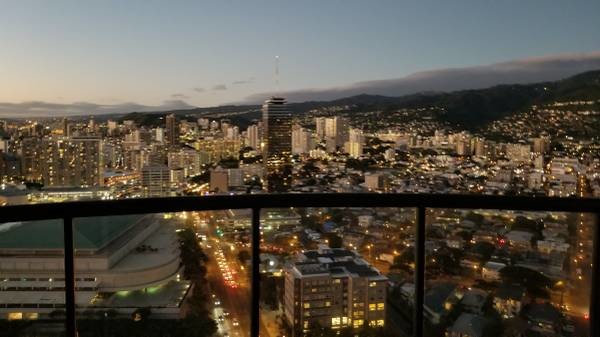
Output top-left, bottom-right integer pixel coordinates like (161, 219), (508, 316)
(413, 206), (425, 337)
(591, 213), (600, 337)
(63, 217), (77, 337)
(251, 208), (261, 337)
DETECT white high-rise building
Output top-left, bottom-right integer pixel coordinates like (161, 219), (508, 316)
(344, 128), (364, 158)
(315, 117), (327, 141)
(154, 127), (164, 143)
(246, 125), (260, 150)
(324, 117), (349, 148)
(292, 126), (314, 155)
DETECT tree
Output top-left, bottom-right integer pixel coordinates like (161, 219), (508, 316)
(237, 250), (251, 265)
(499, 266), (552, 298)
(464, 212), (485, 225)
(393, 249), (414, 268)
(326, 234), (343, 248)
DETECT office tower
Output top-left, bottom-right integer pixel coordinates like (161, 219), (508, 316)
(141, 165), (170, 197)
(262, 96), (293, 192)
(315, 117), (327, 141)
(246, 124), (260, 150)
(262, 97), (292, 159)
(62, 118), (71, 137)
(324, 117), (349, 148)
(165, 113), (179, 146)
(284, 247), (387, 336)
(292, 126), (314, 155)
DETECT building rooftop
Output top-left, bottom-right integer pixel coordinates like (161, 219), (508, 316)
(447, 313), (486, 337)
(293, 248), (385, 279)
(494, 284), (525, 301)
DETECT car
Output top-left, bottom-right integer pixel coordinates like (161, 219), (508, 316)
(214, 298), (221, 306)
(222, 310), (230, 317)
(232, 318), (239, 326)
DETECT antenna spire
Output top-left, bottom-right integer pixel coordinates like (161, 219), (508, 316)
(275, 55), (280, 95)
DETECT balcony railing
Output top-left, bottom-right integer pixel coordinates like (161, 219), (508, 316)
(0, 193), (598, 337)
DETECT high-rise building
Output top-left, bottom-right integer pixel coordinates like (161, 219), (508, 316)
(532, 136), (550, 155)
(107, 120), (118, 135)
(315, 117), (327, 141)
(344, 128), (364, 158)
(292, 126), (314, 155)
(62, 118), (71, 137)
(23, 136), (104, 187)
(284, 247), (387, 336)
(262, 97), (292, 160)
(141, 165), (170, 197)
(165, 113), (179, 146)
(22, 137), (104, 187)
(246, 125), (260, 150)
(324, 117), (349, 149)
(210, 167), (229, 193)
(154, 127), (165, 143)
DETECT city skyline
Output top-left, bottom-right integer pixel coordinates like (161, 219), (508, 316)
(1, 1), (600, 115)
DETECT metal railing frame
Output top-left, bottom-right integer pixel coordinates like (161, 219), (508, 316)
(0, 193), (597, 337)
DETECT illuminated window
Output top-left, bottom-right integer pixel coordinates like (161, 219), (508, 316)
(331, 317), (341, 326)
(303, 302), (310, 309)
(25, 313), (39, 320)
(8, 313), (22, 320)
(353, 319), (364, 328)
(377, 303), (385, 310)
(325, 301), (331, 307)
(369, 320), (377, 327)
(303, 321), (309, 329)
(377, 319), (385, 327)
(368, 303), (376, 311)
(342, 317), (349, 325)
(334, 279), (341, 284)
(369, 282), (377, 287)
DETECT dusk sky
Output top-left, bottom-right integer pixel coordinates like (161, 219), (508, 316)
(1, 0), (600, 113)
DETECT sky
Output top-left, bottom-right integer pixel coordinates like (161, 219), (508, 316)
(1, 0), (600, 113)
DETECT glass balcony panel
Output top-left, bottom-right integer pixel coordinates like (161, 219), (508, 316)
(259, 207), (415, 337)
(423, 209), (593, 337)
(73, 211), (251, 337)
(0, 218), (66, 336)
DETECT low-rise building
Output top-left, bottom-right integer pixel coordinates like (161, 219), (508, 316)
(283, 247), (387, 336)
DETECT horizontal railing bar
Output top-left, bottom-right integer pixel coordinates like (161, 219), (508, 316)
(0, 193), (598, 222)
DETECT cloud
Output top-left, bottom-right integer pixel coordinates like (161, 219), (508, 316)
(193, 87), (206, 93)
(0, 100), (196, 117)
(232, 77), (255, 85)
(212, 84), (227, 91)
(242, 51), (600, 103)
(171, 93), (190, 99)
